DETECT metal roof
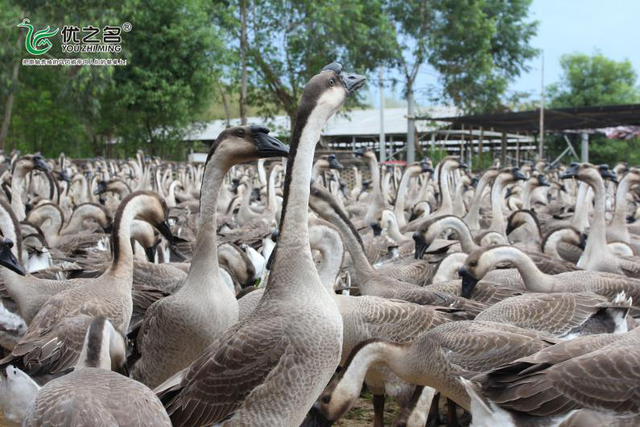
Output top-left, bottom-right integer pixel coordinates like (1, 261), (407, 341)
(426, 103), (640, 132)
(185, 106), (458, 141)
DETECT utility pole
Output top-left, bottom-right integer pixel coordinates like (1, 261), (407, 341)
(379, 67), (386, 162)
(539, 52), (545, 161)
(239, 0), (248, 125)
(406, 86), (416, 164)
(581, 133), (589, 162)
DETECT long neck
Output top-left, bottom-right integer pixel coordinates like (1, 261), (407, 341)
(464, 175), (492, 230)
(489, 176), (509, 234)
(328, 211), (375, 282)
(610, 177), (631, 239)
(438, 216), (478, 253)
(433, 253), (467, 283)
(571, 182), (591, 231)
(364, 156), (385, 224)
(486, 247), (553, 292)
(384, 213), (405, 243)
(183, 157), (230, 294)
(581, 177), (609, 263)
(394, 166), (420, 228)
(541, 230), (564, 259)
(267, 165), (281, 214)
(437, 165), (453, 214)
(108, 199), (144, 280)
(267, 108), (328, 296)
(11, 170), (27, 221)
(311, 228), (344, 292)
(522, 180), (534, 210)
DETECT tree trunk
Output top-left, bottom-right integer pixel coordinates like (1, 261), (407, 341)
(218, 83), (231, 128)
(0, 33), (24, 150)
(239, 0), (248, 125)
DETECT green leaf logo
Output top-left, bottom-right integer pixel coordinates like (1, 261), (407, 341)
(17, 18), (59, 56)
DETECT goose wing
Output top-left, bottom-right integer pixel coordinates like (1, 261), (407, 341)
(479, 336), (640, 416)
(158, 317), (289, 427)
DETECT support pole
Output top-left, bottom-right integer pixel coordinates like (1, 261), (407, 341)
(378, 67), (386, 162)
(406, 88), (416, 164)
(539, 53), (545, 161)
(581, 132), (589, 163)
(501, 132), (507, 167)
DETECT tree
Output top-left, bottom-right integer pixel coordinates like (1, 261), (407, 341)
(548, 52), (640, 108)
(226, 0), (397, 125)
(103, 0), (224, 157)
(548, 52), (640, 165)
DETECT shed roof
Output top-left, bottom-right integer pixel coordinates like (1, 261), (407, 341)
(185, 106), (458, 141)
(427, 104), (640, 132)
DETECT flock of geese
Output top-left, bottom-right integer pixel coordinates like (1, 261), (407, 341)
(0, 63), (638, 427)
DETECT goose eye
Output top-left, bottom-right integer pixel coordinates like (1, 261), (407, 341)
(329, 79), (335, 87)
(235, 129), (246, 138)
(322, 395), (331, 404)
(470, 260), (478, 267)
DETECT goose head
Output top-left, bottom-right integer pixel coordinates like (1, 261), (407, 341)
(12, 154), (50, 176)
(439, 155), (468, 172)
(121, 191), (173, 243)
(0, 238), (26, 276)
(458, 245), (517, 297)
(94, 178), (131, 196)
(211, 125), (288, 164)
(300, 63), (365, 134)
(560, 162), (618, 185)
(130, 220), (161, 262)
(327, 154), (344, 170)
(413, 215), (459, 259)
(506, 209), (540, 236)
(497, 167), (527, 185)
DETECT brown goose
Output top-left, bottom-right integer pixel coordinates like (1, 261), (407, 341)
(21, 316), (171, 426)
(1, 191), (172, 375)
(463, 325), (640, 426)
(307, 320), (555, 423)
(308, 183), (487, 316)
(155, 63), (365, 427)
(459, 245), (640, 309)
(131, 125), (289, 389)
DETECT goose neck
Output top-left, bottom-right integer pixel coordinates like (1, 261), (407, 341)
(437, 165), (453, 214)
(394, 165), (421, 228)
(329, 212), (375, 282)
(570, 182), (591, 232)
(440, 216), (478, 253)
(488, 247), (552, 292)
(582, 178), (608, 260)
(610, 178), (631, 235)
(489, 176), (508, 234)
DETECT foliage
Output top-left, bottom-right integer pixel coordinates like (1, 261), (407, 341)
(0, 0), (544, 159)
(548, 53), (640, 108)
(386, 0), (539, 114)
(547, 52), (640, 165)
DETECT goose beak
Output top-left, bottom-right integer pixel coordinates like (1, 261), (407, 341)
(328, 155), (343, 170)
(420, 159), (433, 173)
(103, 222), (114, 234)
(513, 169), (527, 181)
(354, 148), (366, 157)
(627, 215), (636, 224)
(0, 240), (26, 276)
(33, 155), (51, 172)
(579, 233), (588, 250)
(560, 164), (579, 180)
(458, 267), (478, 298)
(506, 222), (515, 235)
(339, 72), (366, 96)
(370, 222), (382, 237)
(458, 160), (469, 170)
(413, 232), (428, 259)
(156, 221), (174, 243)
(300, 406), (335, 427)
(252, 127), (289, 158)
(145, 239), (160, 263)
(539, 175), (551, 186)
(94, 181), (108, 195)
(599, 165), (618, 183)
(59, 170), (72, 182)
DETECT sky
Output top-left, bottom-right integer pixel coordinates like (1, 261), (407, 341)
(372, 0), (640, 107)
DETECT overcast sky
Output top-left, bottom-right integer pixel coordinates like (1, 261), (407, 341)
(373, 0), (640, 107)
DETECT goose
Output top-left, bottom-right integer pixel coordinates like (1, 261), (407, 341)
(2, 191), (172, 375)
(308, 182), (487, 315)
(356, 148), (389, 229)
(607, 167), (640, 252)
(155, 63), (366, 427)
(10, 155), (51, 221)
(17, 316), (171, 426)
(561, 163), (640, 276)
(308, 321), (555, 423)
(413, 215), (579, 276)
(474, 292), (630, 338)
(131, 125), (289, 389)
(463, 324), (640, 427)
(312, 154), (343, 181)
(487, 167), (527, 234)
(393, 159), (432, 229)
(458, 245), (640, 308)
(540, 226), (585, 261)
(405, 156), (468, 232)
(463, 167), (499, 231)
